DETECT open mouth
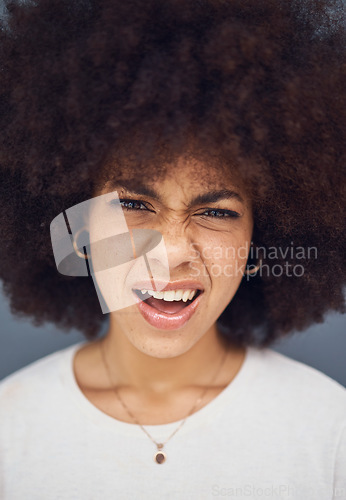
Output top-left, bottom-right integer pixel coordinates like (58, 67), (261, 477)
(132, 288), (202, 315)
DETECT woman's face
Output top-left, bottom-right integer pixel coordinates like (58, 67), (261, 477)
(89, 157), (254, 358)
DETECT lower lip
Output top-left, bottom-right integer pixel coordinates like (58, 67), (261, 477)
(132, 291), (203, 330)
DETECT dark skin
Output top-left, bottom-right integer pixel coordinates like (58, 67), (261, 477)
(73, 158), (250, 424)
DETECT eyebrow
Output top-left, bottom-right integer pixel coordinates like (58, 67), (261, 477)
(112, 181), (245, 205)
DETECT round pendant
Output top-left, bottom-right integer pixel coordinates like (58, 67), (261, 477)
(154, 450), (166, 464)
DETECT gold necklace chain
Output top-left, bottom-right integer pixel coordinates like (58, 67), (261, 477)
(99, 339), (228, 464)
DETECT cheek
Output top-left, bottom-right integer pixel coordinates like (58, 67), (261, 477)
(201, 231), (252, 282)
(203, 227), (251, 257)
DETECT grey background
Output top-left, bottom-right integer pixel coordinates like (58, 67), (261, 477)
(0, 286), (345, 387)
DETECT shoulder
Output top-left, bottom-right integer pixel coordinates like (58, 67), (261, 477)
(0, 342), (84, 417)
(254, 347), (346, 393)
(247, 346), (346, 424)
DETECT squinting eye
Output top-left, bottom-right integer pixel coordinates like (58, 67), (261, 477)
(110, 199), (240, 218)
(199, 209), (241, 218)
(110, 199), (151, 211)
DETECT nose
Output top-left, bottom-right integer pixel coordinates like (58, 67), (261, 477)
(147, 218), (196, 274)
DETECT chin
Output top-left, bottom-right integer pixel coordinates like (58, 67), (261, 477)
(127, 329), (202, 359)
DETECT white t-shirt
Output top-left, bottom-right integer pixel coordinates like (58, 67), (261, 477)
(0, 341), (345, 500)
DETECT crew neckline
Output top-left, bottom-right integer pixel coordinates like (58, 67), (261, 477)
(60, 340), (261, 437)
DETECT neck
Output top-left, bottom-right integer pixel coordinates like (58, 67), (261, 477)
(98, 318), (244, 396)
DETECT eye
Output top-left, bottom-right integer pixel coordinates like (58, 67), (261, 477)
(110, 199), (240, 219)
(197, 209), (241, 219)
(110, 198), (153, 212)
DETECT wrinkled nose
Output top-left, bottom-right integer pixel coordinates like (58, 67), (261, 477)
(143, 220), (196, 278)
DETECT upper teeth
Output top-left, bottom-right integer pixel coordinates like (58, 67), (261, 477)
(139, 289), (198, 302)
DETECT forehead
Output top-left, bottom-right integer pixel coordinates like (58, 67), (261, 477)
(102, 155), (248, 198)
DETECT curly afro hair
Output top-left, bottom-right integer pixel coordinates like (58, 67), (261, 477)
(0, 0), (345, 348)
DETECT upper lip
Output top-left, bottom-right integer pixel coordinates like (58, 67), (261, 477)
(132, 280), (205, 292)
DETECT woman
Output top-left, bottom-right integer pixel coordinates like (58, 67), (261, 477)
(0, 0), (345, 498)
